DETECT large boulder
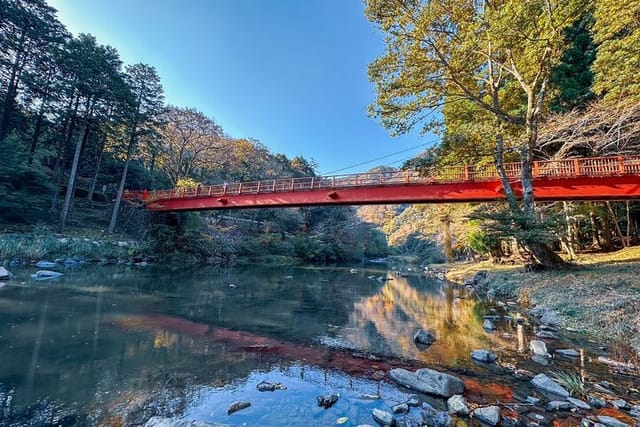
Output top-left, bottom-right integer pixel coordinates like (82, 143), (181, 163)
(531, 373), (570, 398)
(389, 368), (463, 398)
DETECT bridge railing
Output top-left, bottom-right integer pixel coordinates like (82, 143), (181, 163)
(123, 155), (640, 203)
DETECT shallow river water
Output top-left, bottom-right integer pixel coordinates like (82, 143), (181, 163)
(0, 264), (637, 426)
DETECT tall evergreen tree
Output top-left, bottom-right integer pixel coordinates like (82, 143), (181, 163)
(108, 63), (164, 234)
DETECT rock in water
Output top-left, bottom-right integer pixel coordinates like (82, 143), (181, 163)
(144, 417), (229, 426)
(389, 368), (464, 398)
(471, 349), (497, 363)
(413, 329), (436, 346)
(472, 406), (501, 426)
(391, 403), (408, 414)
(31, 270), (63, 280)
(256, 381), (285, 392)
(227, 401), (251, 415)
(316, 394), (339, 409)
(530, 373), (570, 398)
(0, 267), (12, 280)
(372, 408), (394, 426)
(35, 260), (57, 268)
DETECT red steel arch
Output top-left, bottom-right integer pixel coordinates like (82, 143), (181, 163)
(124, 155), (640, 211)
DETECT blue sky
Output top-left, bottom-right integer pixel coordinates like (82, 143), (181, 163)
(48, 0), (434, 175)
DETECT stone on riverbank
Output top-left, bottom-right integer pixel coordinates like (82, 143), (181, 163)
(471, 349), (497, 363)
(472, 405), (501, 426)
(567, 397), (591, 410)
(413, 329), (436, 346)
(597, 415), (631, 427)
(389, 368), (463, 398)
(372, 408), (394, 426)
(546, 400), (572, 410)
(556, 348), (580, 358)
(535, 330), (558, 339)
(529, 340), (549, 357)
(447, 394), (470, 415)
(531, 373), (570, 398)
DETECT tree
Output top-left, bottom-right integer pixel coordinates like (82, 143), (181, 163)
(365, 0), (586, 267)
(592, 0), (640, 102)
(549, 14), (596, 112)
(0, 0), (67, 141)
(159, 107), (221, 185)
(108, 63), (164, 234)
(57, 34), (127, 232)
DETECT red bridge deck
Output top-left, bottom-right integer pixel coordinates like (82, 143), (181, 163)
(125, 156), (640, 211)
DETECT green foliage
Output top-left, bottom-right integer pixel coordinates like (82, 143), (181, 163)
(548, 370), (587, 397)
(550, 14), (596, 112)
(592, 0), (640, 102)
(468, 228), (494, 256)
(0, 135), (55, 223)
(0, 227), (131, 260)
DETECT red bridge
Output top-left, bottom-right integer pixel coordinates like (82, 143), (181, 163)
(125, 155), (640, 211)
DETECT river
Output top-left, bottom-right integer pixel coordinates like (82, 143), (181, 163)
(0, 264), (637, 426)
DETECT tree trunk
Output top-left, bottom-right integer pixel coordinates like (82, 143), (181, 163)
(108, 136), (135, 235)
(562, 201), (576, 260)
(28, 105), (46, 165)
(525, 241), (566, 269)
(494, 130), (520, 213)
(606, 201), (628, 248)
(87, 138), (106, 201)
(589, 206), (601, 249)
(626, 201), (631, 247)
(0, 32), (27, 141)
(58, 122), (88, 233)
(441, 212), (454, 263)
(601, 205), (613, 251)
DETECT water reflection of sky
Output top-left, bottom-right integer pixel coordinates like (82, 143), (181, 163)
(0, 265), (633, 426)
(185, 365), (414, 426)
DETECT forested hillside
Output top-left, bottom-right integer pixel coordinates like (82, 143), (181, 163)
(363, 0), (640, 266)
(0, 0), (387, 265)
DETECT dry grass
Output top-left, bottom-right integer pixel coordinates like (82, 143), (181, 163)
(446, 249), (640, 354)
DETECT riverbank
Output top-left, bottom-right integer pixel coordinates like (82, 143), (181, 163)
(446, 247), (640, 356)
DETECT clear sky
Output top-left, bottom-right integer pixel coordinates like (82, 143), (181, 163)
(47, 0), (434, 175)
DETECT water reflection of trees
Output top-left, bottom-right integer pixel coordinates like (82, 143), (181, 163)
(344, 275), (498, 367)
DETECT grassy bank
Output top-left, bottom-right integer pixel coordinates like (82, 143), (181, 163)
(446, 247), (640, 355)
(0, 228), (135, 262)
